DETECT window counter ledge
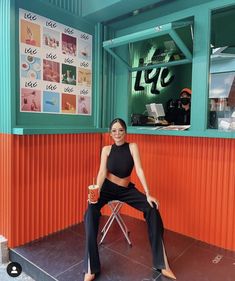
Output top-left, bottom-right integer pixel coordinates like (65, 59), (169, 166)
(12, 127), (106, 135)
(127, 127), (235, 139)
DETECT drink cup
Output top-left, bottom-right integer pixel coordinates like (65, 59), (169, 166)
(88, 184), (99, 204)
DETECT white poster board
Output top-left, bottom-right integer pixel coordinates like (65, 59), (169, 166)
(19, 8), (92, 115)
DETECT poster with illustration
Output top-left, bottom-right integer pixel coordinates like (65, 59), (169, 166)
(43, 27), (60, 49)
(62, 64), (76, 85)
(20, 19), (41, 47)
(21, 88), (42, 112)
(21, 54), (41, 80)
(77, 40), (91, 60)
(43, 91), (60, 113)
(19, 8), (92, 115)
(77, 95), (91, 115)
(77, 67), (92, 87)
(43, 59), (60, 83)
(62, 34), (77, 56)
(62, 93), (76, 114)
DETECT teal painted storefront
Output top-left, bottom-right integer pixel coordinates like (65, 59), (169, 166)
(102, 0), (235, 138)
(1, 0), (235, 254)
(1, 0), (103, 134)
(1, 0), (235, 137)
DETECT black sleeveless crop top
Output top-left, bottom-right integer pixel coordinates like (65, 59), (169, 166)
(107, 142), (134, 178)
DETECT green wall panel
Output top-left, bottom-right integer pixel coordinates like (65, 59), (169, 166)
(8, 0), (102, 134)
(0, 0), (12, 133)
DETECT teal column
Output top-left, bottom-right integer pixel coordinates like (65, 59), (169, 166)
(0, 0), (13, 133)
(190, 9), (211, 131)
(94, 22), (103, 128)
(102, 26), (116, 128)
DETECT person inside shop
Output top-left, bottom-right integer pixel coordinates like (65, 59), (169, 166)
(165, 88), (192, 125)
(83, 118), (176, 281)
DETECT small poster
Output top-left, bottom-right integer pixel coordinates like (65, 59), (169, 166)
(19, 8), (92, 115)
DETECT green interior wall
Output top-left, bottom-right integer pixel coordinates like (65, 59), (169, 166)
(211, 6), (235, 48)
(130, 63), (192, 115)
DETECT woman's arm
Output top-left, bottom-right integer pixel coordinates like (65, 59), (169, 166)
(130, 143), (159, 208)
(96, 145), (110, 188)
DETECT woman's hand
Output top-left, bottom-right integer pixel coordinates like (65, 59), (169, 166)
(146, 194), (159, 209)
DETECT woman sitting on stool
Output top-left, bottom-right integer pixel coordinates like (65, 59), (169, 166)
(84, 118), (176, 281)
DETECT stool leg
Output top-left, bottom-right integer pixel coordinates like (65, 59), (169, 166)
(99, 202), (121, 244)
(99, 213), (116, 244)
(113, 205), (132, 246)
(100, 212), (114, 235)
(99, 201), (132, 246)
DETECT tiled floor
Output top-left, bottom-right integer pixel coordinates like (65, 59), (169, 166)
(9, 215), (235, 281)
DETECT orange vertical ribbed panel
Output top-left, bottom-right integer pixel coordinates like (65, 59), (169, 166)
(0, 134), (12, 243)
(10, 133), (101, 248)
(102, 133), (235, 251)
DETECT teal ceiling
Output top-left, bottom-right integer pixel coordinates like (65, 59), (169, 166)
(44, 0), (214, 29)
(81, 0), (169, 23)
(45, 0), (172, 23)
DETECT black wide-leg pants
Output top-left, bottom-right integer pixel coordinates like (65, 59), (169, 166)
(84, 178), (166, 274)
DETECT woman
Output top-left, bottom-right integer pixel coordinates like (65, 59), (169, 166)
(84, 118), (176, 281)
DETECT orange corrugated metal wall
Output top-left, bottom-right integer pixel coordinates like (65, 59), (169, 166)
(103, 134), (235, 251)
(1, 133), (235, 251)
(0, 134), (12, 245)
(11, 133), (102, 247)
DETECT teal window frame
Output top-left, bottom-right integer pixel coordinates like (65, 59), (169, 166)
(103, 21), (193, 72)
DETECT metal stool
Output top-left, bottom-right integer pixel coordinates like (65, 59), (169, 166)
(99, 200), (132, 246)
